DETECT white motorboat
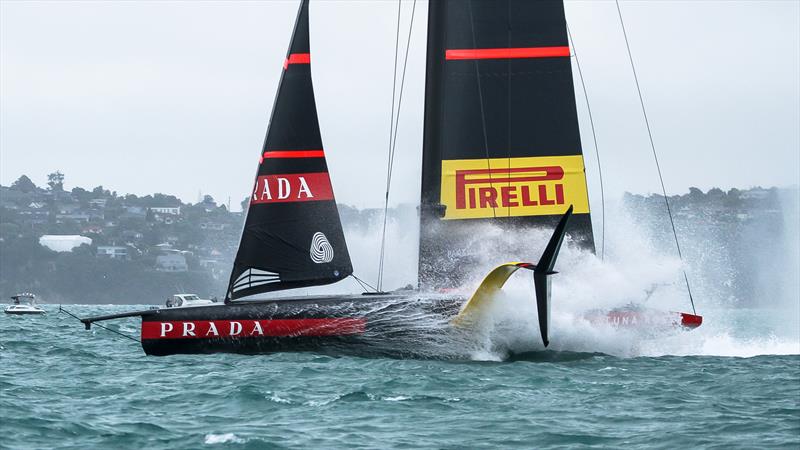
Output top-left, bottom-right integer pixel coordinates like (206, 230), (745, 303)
(5, 293), (46, 315)
(164, 294), (215, 308)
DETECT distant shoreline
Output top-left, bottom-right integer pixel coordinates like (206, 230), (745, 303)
(2, 173), (797, 305)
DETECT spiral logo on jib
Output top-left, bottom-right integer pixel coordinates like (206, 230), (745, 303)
(310, 232), (334, 263)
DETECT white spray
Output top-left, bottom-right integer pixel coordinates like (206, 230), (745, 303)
(290, 198), (800, 359)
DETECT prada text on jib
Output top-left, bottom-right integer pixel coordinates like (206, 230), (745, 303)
(251, 172), (334, 204)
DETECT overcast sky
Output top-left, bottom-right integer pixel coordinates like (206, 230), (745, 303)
(1, 0), (798, 211)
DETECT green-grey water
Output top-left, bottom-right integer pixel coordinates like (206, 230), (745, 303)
(1, 305), (799, 449)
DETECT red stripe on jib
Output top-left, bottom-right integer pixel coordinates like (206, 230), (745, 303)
(142, 318), (366, 340)
(445, 46), (570, 60)
(283, 52), (311, 69)
(251, 172), (333, 204)
(263, 150), (325, 159)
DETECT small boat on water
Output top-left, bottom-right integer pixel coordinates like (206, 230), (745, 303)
(5, 293), (46, 315)
(165, 294), (216, 308)
(80, 0), (702, 356)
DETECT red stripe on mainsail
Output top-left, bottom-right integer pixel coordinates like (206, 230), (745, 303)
(263, 150), (325, 159)
(445, 46), (570, 60)
(142, 318), (366, 340)
(283, 52), (311, 69)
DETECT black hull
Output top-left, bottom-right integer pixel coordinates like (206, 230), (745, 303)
(139, 294), (466, 357)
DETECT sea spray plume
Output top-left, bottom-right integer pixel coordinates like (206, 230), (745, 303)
(302, 202), (690, 359)
(442, 202), (696, 358)
(615, 192), (800, 357)
(754, 188), (800, 340)
(276, 195), (798, 359)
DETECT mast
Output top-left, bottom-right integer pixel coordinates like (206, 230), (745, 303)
(418, 0), (450, 289)
(418, 0), (594, 290)
(226, 0), (352, 301)
(420, 0), (447, 214)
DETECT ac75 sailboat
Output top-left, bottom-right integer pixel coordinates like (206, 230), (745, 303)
(80, 0), (702, 356)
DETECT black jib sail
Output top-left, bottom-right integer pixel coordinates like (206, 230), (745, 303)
(419, 0), (595, 289)
(226, 0), (352, 301)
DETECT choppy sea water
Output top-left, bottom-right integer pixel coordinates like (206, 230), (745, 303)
(1, 305), (798, 449)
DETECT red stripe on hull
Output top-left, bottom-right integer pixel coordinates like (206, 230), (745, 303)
(445, 46), (570, 61)
(680, 313), (703, 329)
(142, 318), (366, 340)
(585, 310), (703, 330)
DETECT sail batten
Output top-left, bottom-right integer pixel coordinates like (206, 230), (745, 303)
(226, 0), (352, 301)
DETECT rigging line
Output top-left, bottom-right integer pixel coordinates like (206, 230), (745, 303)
(351, 273), (378, 293)
(378, 0), (417, 292)
(615, 0), (696, 314)
(567, 24), (606, 260)
(350, 274), (369, 293)
(59, 306), (141, 344)
(468, 0), (496, 219)
(506, 0), (512, 216)
(91, 321), (142, 344)
(387, 0), (417, 193)
(377, 0), (403, 292)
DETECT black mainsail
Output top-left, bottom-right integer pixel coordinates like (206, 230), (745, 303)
(419, 0), (594, 289)
(226, 0), (352, 301)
